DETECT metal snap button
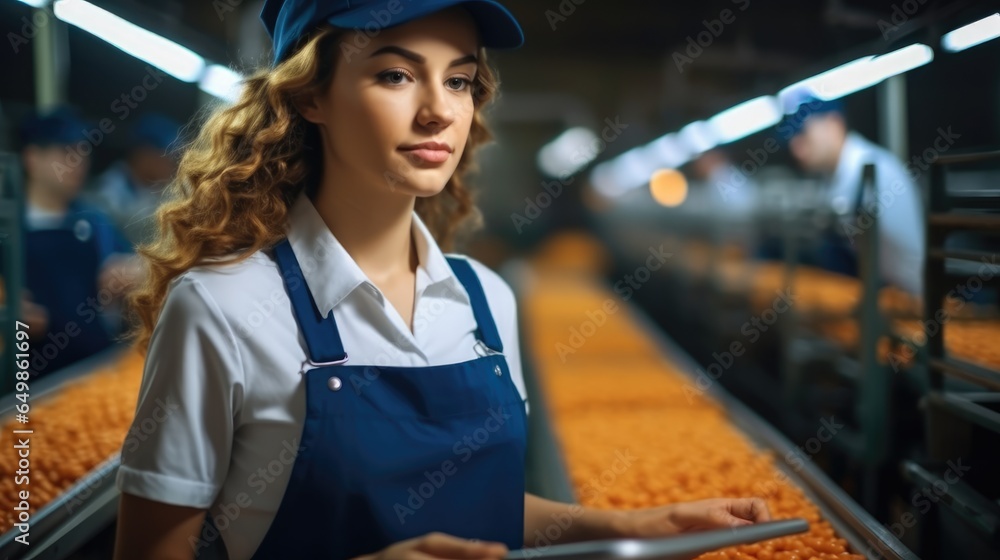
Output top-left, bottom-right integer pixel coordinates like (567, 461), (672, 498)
(328, 376), (343, 391)
(494, 365), (503, 377)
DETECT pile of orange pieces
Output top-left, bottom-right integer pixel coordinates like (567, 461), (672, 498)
(0, 349), (144, 533)
(522, 269), (863, 560)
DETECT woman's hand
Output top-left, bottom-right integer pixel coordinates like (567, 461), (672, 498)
(353, 533), (509, 560)
(616, 498), (772, 538)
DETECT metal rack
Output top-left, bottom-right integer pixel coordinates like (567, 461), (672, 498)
(909, 148), (1000, 558)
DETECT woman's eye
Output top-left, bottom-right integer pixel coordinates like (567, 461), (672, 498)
(378, 70), (411, 85)
(448, 77), (471, 91)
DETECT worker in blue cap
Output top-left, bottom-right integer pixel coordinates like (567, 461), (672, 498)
(113, 3), (771, 560)
(777, 95), (924, 295)
(88, 112), (181, 246)
(19, 106), (139, 377)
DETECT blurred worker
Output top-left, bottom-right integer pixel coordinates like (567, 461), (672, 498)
(781, 97), (924, 295)
(19, 106), (139, 377)
(88, 112), (180, 246)
(688, 148), (758, 217)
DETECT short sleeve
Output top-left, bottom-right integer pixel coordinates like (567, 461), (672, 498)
(115, 275), (244, 508)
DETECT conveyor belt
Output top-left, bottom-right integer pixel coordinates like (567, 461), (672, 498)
(0, 346), (141, 560)
(509, 265), (918, 560)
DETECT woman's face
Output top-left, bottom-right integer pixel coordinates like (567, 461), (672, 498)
(302, 7), (480, 199)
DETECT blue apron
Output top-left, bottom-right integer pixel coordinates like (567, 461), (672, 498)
(249, 238), (527, 559)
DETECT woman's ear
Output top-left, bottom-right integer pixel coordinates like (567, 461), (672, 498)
(292, 91), (325, 125)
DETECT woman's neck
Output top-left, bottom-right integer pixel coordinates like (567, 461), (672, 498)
(312, 178), (419, 284)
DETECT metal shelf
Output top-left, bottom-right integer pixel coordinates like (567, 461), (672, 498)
(903, 460), (1000, 541)
(929, 357), (1000, 392)
(924, 391), (1000, 435)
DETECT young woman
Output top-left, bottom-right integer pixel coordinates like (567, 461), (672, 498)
(113, 1), (771, 559)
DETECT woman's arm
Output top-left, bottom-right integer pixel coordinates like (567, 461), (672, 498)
(113, 493), (207, 560)
(524, 493), (628, 547)
(524, 493), (772, 548)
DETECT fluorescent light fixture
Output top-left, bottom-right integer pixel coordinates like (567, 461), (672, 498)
(18, 0), (49, 7)
(537, 126), (599, 177)
(53, 0), (205, 82)
(645, 133), (690, 169)
(707, 95), (782, 144)
(200, 64), (244, 103)
(942, 13), (1000, 52)
(868, 43), (934, 81)
(777, 56), (873, 110)
(777, 43), (932, 108)
(590, 147), (654, 198)
(677, 121), (717, 155)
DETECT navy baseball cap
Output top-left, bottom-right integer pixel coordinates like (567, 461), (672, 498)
(261, 0), (525, 66)
(777, 95), (844, 140)
(19, 106), (91, 148)
(130, 113), (182, 152)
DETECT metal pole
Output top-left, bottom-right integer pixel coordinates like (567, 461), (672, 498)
(877, 74), (908, 161)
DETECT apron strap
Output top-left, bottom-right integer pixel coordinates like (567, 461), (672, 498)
(445, 257), (504, 354)
(273, 238), (348, 363)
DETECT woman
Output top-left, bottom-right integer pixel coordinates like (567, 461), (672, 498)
(113, 1), (771, 559)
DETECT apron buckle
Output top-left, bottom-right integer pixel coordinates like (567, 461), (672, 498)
(299, 353), (350, 374)
(473, 340), (503, 358)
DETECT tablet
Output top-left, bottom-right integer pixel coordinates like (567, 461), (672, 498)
(506, 518), (810, 560)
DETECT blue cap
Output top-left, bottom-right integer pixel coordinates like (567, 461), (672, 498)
(19, 106), (91, 147)
(130, 113), (182, 152)
(778, 95), (844, 139)
(261, 0), (524, 65)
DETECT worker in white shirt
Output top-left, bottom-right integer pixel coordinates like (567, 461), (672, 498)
(781, 97), (924, 295)
(112, 2), (771, 560)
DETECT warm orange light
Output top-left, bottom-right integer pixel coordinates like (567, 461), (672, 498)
(649, 169), (688, 207)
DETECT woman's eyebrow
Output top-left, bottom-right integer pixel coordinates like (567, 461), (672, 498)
(368, 45), (477, 67)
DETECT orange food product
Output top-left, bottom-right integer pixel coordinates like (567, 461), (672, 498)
(522, 268), (864, 560)
(0, 350), (144, 534)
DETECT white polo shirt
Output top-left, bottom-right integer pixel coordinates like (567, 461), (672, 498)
(116, 192), (529, 560)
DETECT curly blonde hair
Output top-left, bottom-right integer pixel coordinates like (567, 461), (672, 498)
(126, 25), (502, 353)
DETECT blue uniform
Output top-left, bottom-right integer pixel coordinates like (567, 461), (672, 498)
(25, 201), (132, 376)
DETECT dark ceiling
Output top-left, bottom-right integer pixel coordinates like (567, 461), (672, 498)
(0, 0), (986, 162)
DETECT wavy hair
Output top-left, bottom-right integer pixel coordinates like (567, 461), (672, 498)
(126, 25), (501, 353)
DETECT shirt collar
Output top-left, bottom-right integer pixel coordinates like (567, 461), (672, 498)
(284, 192), (469, 318)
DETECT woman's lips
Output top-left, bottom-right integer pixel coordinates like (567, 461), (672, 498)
(399, 148), (451, 164)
